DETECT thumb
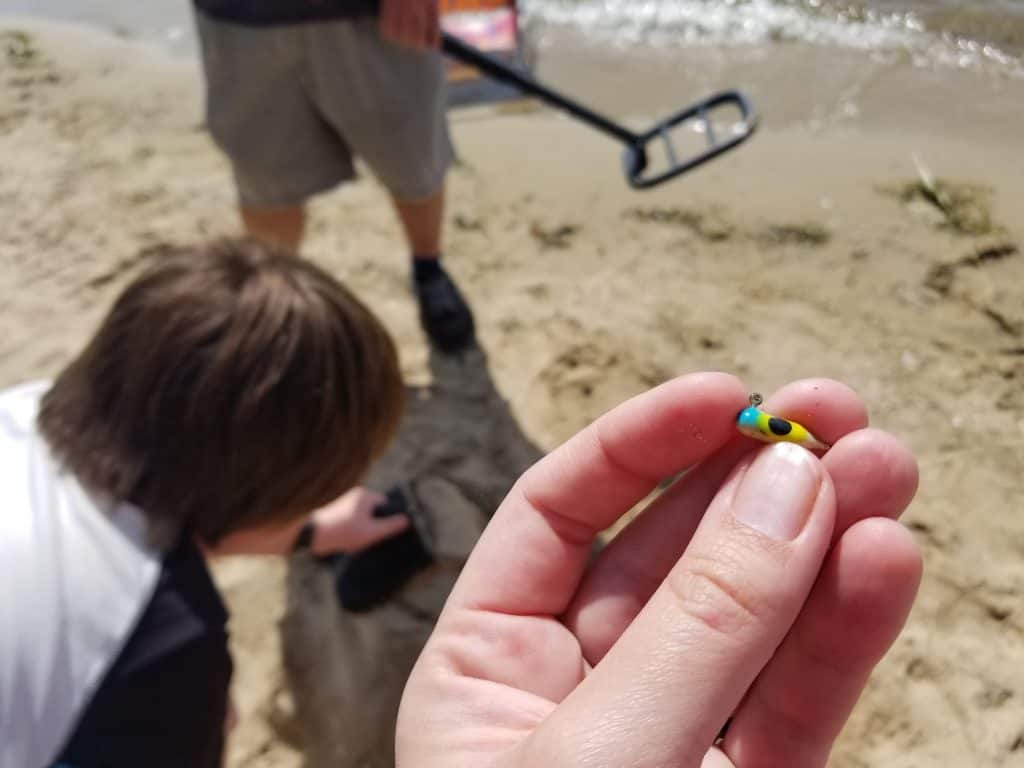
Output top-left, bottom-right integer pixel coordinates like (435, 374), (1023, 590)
(522, 443), (836, 768)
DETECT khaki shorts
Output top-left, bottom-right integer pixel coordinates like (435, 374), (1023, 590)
(195, 12), (454, 207)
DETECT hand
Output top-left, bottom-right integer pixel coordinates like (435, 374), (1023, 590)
(397, 374), (922, 768)
(310, 486), (409, 556)
(379, 0), (441, 51)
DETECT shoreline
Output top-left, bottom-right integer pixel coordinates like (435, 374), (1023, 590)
(531, 25), (1024, 148)
(4, 7), (1024, 143)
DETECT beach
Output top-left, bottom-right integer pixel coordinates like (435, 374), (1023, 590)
(1, 8), (1023, 768)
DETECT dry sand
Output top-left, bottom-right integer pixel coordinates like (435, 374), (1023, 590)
(1, 18), (1023, 768)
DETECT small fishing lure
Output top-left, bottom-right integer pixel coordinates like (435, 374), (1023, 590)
(736, 393), (830, 451)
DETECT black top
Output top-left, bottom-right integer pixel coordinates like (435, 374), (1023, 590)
(55, 535), (233, 768)
(194, 0), (379, 25)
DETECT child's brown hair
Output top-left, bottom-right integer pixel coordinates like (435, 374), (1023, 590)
(38, 238), (404, 544)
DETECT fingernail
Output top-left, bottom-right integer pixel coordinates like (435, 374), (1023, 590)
(732, 443), (822, 541)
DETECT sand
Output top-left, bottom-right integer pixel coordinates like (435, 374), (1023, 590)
(2, 17), (1023, 768)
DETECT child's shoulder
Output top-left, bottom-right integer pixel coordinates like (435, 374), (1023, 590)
(0, 380), (52, 440)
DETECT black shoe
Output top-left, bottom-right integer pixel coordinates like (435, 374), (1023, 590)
(414, 270), (476, 353)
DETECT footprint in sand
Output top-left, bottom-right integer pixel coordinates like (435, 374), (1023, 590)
(526, 335), (672, 445)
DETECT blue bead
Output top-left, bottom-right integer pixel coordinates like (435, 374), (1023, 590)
(737, 407), (760, 427)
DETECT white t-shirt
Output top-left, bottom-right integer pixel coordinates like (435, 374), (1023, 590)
(0, 382), (162, 768)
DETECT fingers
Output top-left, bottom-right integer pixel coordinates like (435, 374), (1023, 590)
(521, 443), (837, 767)
(379, 0), (438, 50)
(350, 488), (410, 551)
(342, 508), (411, 554)
(820, 429), (918, 544)
(427, 1), (441, 48)
(363, 512), (411, 549)
(379, 0), (397, 44)
(348, 486), (388, 511)
(722, 518), (922, 768)
(447, 372), (748, 616)
(379, 1), (412, 48)
(311, 487), (408, 554)
(564, 378), (868, 664)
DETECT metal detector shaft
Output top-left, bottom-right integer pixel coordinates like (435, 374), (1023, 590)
(441, 32), (639, 145)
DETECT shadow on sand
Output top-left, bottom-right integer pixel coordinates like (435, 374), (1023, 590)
(280, 342), (544, 768)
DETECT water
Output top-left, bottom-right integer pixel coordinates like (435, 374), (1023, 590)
(520, 0), (1024, 78)
(3, 0), (1023, 79)
(1, 1), (193, 51)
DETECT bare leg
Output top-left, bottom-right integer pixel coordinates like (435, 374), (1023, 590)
(392, 186), (444, 259)
(241, 205), (306, 253)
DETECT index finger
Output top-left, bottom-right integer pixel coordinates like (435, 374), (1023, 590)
(448, 372), (748, 616)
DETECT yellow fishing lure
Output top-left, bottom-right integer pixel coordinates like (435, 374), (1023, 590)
(736, 393), (830, 451)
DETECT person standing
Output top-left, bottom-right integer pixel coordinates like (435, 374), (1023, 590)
(193, 0), (475, 353)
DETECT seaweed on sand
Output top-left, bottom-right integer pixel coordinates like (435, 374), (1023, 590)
(882, 156), (999, 236)
(1, 31), (41, 69)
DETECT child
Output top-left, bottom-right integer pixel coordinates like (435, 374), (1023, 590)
(0, 238), (408, 768)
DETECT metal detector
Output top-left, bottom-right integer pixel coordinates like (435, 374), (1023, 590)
(442, 32), (758, 189)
